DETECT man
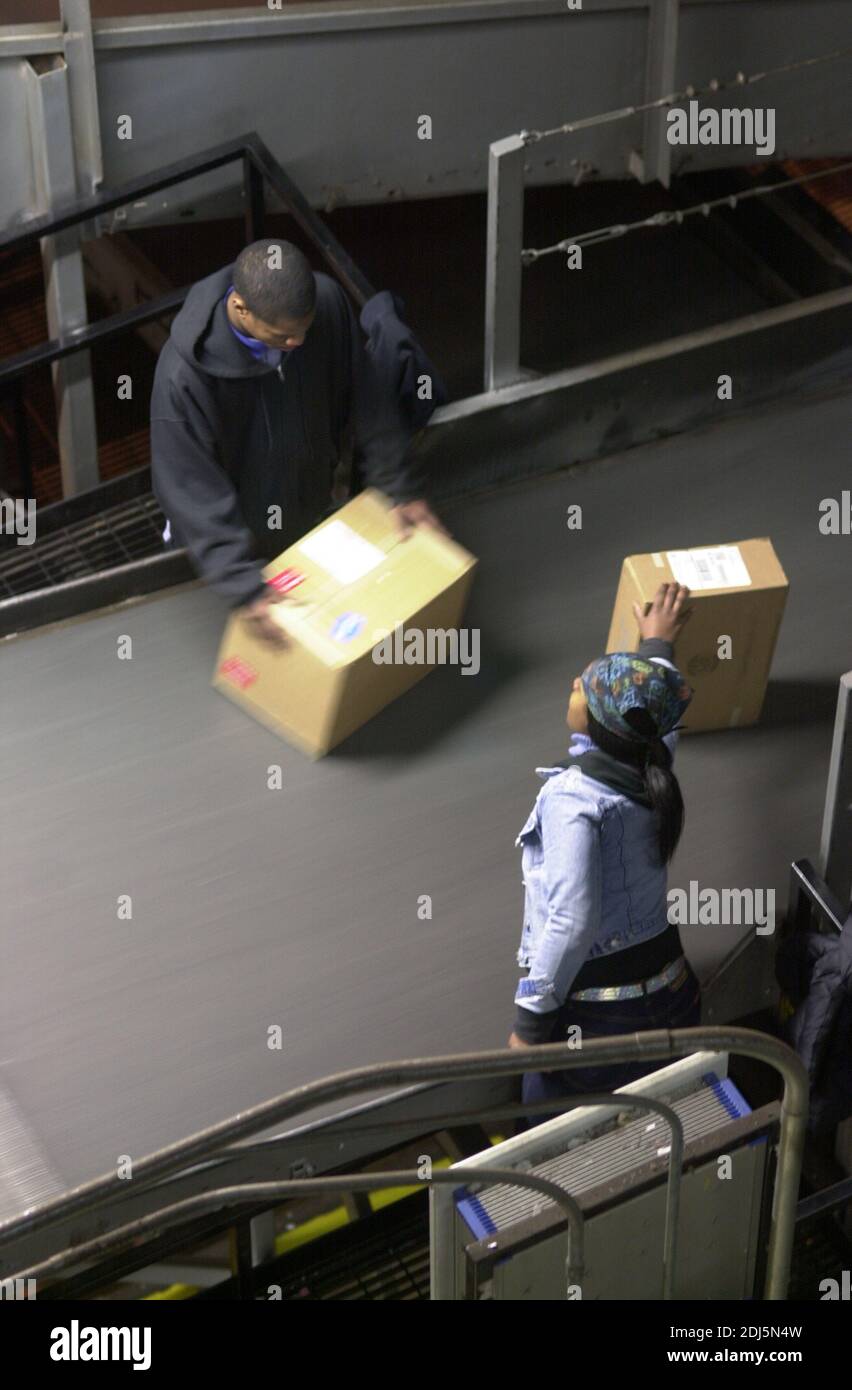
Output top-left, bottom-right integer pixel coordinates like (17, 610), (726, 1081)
(150, 239), (445, 646)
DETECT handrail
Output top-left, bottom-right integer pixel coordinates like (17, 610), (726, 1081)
(0, 131), (376, 389)
(4, 1169), (582, 1296)
(3, 1096), (684, 1299)
(0, 1089), (715, 1300)
(0, 1027), (808, 1300)
(484, 31), (852, 388)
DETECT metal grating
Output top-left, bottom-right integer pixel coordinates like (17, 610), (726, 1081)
(268, 1202), (430, 1301)
(0, 492), (167, 598)
(461, 1074), (751, 1234)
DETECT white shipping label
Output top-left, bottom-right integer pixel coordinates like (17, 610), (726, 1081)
(298, 521), (384, 585)
(665, 545), (751, 591)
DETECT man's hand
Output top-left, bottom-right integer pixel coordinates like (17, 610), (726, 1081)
(507, 1032), (533, 1050)
(633, 581), (692, 645)
(237, 587), (290, 649)
(391, 498), (450, 540)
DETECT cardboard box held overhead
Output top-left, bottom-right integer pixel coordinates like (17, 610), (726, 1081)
(605, 539), (789, 732)
(213, 489), (477, 756)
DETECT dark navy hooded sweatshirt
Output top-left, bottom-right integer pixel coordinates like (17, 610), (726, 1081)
(150, 265), (423, 608)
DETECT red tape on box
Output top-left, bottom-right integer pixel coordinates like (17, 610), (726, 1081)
(219, 656), (258, 689)
(269, 567), (305, 594)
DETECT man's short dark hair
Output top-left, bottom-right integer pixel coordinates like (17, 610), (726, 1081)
(232, 240), (316, 324)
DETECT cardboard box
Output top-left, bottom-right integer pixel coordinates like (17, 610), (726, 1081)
(213, 489), (477, 756)
(605, 538), (789, 732)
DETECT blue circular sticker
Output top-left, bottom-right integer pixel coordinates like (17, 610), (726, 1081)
(329, 611), (367, 643)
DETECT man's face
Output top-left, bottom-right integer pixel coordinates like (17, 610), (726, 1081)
(228, 292), (316, 351)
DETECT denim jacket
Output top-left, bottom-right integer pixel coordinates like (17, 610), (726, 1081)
(514, 654), (679, 1025)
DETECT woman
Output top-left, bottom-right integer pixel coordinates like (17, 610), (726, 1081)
(509, 581), (701, 1113)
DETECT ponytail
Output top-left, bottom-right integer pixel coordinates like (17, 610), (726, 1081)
(641, 736), (684, 866)
(586, 710), (685, 866)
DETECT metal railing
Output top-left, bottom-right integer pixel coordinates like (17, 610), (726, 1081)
(483, 30), (852, 391)
(819, 671), (852, 912)
(0, 1026), (807, 1301)
(0, 131), (376, 495)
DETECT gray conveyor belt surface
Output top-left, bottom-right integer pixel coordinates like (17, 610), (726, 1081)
(0, 384), (848, 1220)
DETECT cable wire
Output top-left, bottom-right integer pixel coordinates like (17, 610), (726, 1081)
(520, 44), (852, 145)
(522, 157), (852, 265)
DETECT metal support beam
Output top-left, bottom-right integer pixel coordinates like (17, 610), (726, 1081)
(484, 134), (526, 392)
(819, 672), (852, 911)
(25, 56), (99, 496)
(249, 1211), (277, 1268)
(243, 154), (265, 244)
(82, 233), (174, 355)
(630, 0), (679, 187)
(60, 0), (103, 201)
(815, 681), (852, 1192)
(230, 1199), (285, 1300)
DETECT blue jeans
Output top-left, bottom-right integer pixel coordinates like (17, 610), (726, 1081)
(521, 962), (701, 1121)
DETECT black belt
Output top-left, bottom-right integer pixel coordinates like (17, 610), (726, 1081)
(570, 922), (684, 992)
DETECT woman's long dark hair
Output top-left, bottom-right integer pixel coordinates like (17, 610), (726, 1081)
(586, 708), (684, 865)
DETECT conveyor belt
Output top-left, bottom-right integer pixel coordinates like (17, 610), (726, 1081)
(0, 383), (848, 1225)
(0, 1080), (63, 1225)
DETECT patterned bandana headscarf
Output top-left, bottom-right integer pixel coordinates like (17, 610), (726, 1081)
(581, 653), (693, 743)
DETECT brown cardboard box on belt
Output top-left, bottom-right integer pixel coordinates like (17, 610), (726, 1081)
(605, 538), (789, 732)
(213, 488), (478, 756)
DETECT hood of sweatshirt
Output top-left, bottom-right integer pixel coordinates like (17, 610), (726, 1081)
(359, 288), (405, 334)
(170, 265), (282, 380)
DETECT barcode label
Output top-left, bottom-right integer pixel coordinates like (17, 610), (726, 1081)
(665, 545), (751, 591)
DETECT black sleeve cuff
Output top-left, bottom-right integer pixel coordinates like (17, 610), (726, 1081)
(513, 1004), (559, 1045)
(231, 579), (268, 610)
(638, 637), (674, 662)
(388, 483), (426, 506)
(389, 466), (428, 507)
